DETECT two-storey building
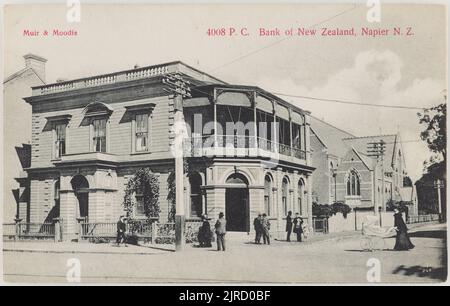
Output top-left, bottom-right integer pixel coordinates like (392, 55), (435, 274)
(23, 61), (314, 241)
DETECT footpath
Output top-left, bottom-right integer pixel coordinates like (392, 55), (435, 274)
(2, 221), (440, 255)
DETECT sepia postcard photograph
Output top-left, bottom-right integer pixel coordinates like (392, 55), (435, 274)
(0, 0), (448, 290)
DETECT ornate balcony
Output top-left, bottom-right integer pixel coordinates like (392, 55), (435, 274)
(184, 135), (307, 162)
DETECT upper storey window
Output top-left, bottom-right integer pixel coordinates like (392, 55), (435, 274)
(125, 103), (155, 154)
(55, 123), (66, 158)
(92, 118), (107, 152)
(346, 170), (361, 196)
(82, 102), (113, 153)
(135, 113), (149, 152)
(46, 114), (72, 159)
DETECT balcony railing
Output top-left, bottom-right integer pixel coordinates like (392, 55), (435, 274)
(185, 135), (307, 160)
(32, 63), (174, 96)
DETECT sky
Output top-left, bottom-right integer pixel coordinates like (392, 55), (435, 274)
(3, 3), (448, 180)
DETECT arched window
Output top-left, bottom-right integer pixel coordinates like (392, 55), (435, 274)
(346, 170), (360, 196)
(189, 172), (203, 218)
(264, 175), (272, 215)
(297, 179), (305, 215)
(282, 177), (289, 216)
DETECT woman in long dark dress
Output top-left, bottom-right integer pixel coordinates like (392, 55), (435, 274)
(393, 209), (414, 251)
(197, 215), (212, 247)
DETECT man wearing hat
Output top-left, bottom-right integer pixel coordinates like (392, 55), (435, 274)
(261, 213), (271, 245)
(293, 213), (304, 242)
(253, 213), (263, 244)
(214, 212), (227, 251)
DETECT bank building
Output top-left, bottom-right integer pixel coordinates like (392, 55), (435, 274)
(21, 61), (314, 241)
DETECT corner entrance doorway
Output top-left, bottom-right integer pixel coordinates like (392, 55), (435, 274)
(225, 173), (249, 232)
(71, 175), (89, 222)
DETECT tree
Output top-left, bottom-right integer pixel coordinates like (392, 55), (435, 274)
(123, 168), (160, 219)
(418, 102), (446, 163)
(418, 98), (446, 221)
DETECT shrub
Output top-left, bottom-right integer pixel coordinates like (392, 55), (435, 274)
(312, 202), (332, 217)
(387, 199), (411, 215)
(330, 201), (352, 218)
(123, 168), (160, 219)
(313, 202), (352, 218)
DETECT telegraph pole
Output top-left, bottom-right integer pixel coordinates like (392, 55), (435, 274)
(367, 140), (386, 213)
(162, 73), (191, 252)
(435, 179), (444, 222)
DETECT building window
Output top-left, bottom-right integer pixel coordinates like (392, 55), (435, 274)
(264, 175), (272, 215)
(135, 193), (145, 217)
(189, 173), (203, 218)
(298, 179), (304, 215)
(282, 177), (289, 216)
(54, 123), (66, 158)
(54, 179), (60, 216)
(135, 113), (149, 152)
(92, 118), (107, 152)
(346, 170), (360, 196)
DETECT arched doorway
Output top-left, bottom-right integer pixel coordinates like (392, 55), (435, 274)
(71, 175), (89, 221)
(225, 173), (249, 232)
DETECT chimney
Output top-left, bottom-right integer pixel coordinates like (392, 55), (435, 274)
(23, 53), (47, 82)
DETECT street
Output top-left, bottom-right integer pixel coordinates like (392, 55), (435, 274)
(2, 223), (447, 284)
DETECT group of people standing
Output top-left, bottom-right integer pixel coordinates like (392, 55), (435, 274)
(198, 212), (226, 251)
(286, 211), (305, 242)
(201, 211), (307, 251)
(253, 211), (306, 245)
(253, 213), (271, 245)
(120, 208), (414, 253)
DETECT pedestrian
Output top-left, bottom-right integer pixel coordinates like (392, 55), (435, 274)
(253, 213), (263, 244)
(116, 215), (128, 247)
(393, 208), (415, 251)
(261, 213), (271, 245)
(293, 213), (303, 242)
(286, 211), (293, 242)
(197, 215), (212, 247)
(214, 212), (227, 251)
